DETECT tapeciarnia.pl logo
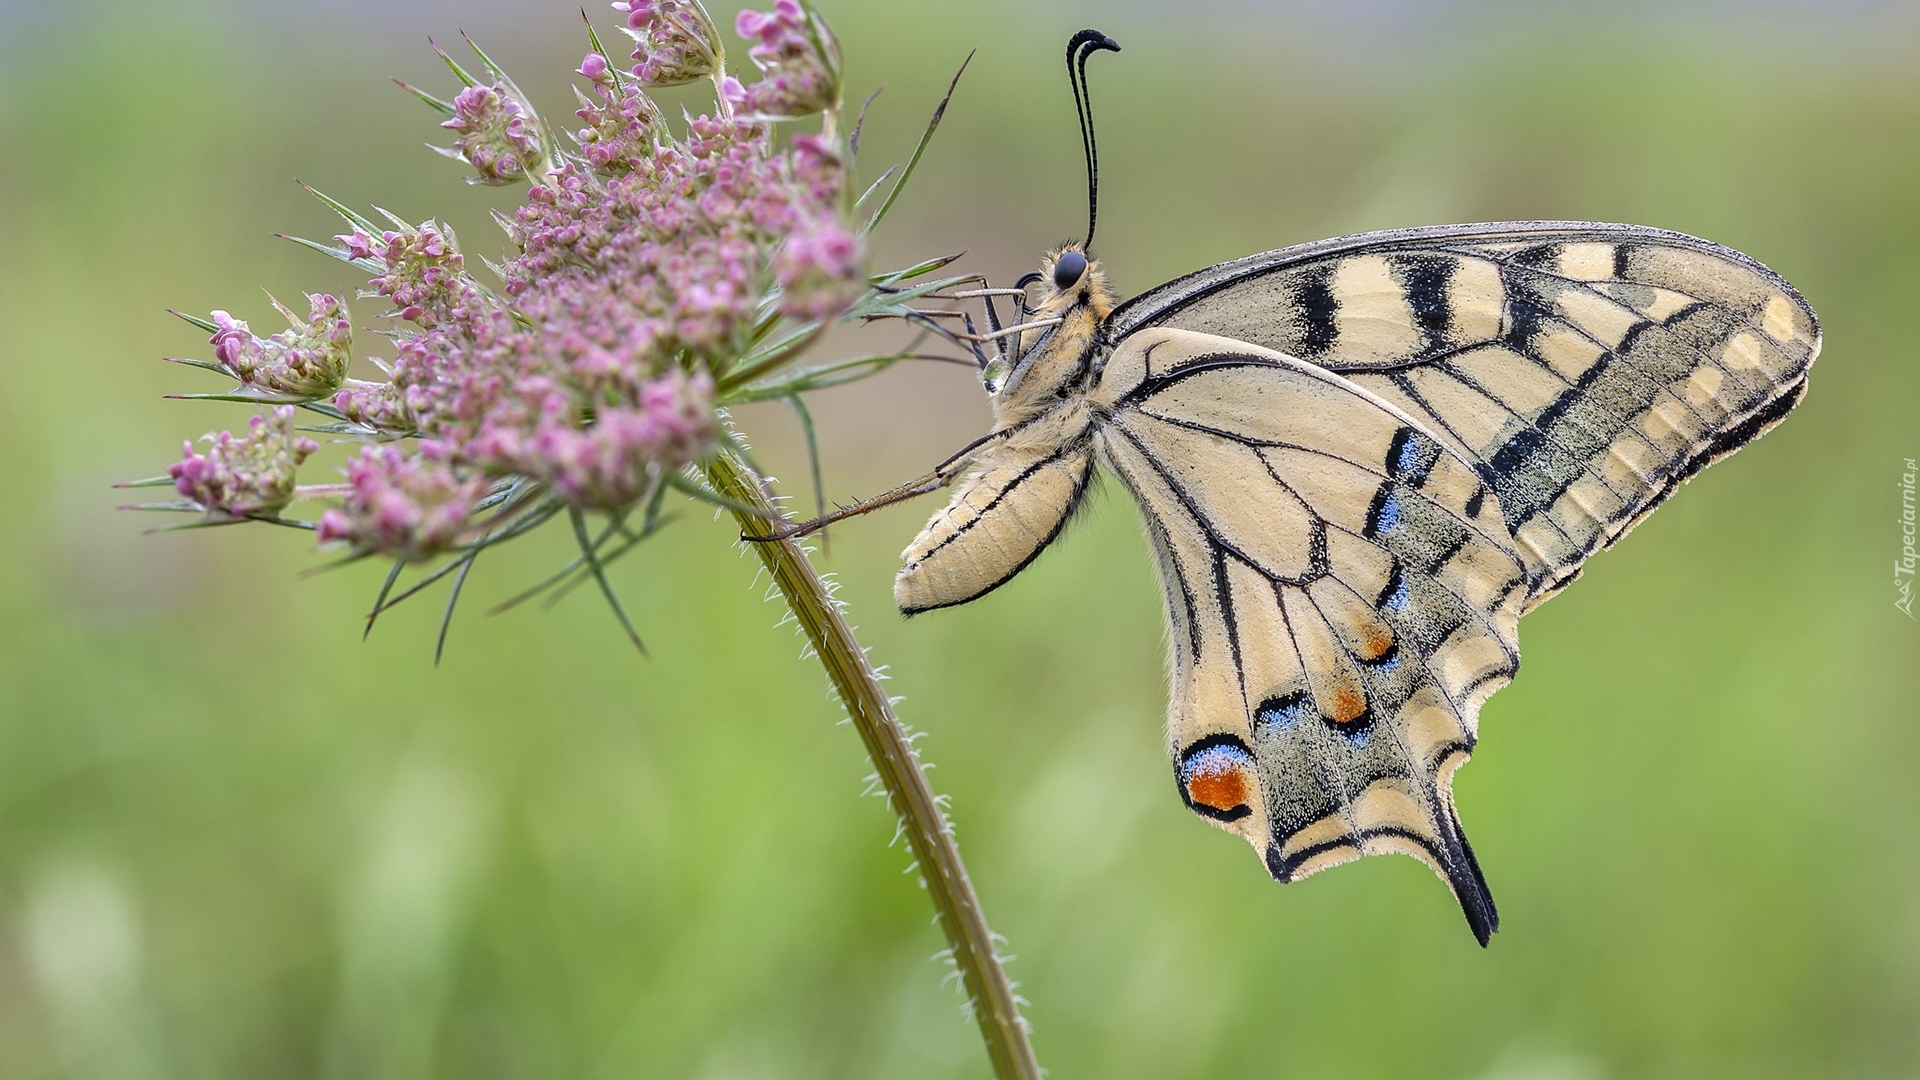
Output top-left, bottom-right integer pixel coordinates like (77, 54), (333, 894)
(1899, 457), (1917, 619)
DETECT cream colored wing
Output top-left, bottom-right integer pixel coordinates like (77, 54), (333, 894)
(1093, 327), (1527, 944)
(1109, 222), (1821, 601)
(894, 419), (1096, 615)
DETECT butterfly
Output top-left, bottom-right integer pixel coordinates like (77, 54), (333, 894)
(790, 30), (1821, 944)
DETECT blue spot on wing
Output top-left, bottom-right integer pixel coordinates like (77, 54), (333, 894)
(1387, 428), (1438, 487)
(1254, 691), (1313, 733)
(1178, 739), (1253, 783)
(1379, 565), (1410, 613)
(1395, 439), (1423, 477)
(1368, 490), (1403, 535)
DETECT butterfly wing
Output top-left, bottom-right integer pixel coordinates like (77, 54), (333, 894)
(1091, 327), (1528, 943)
(1108, 222), (1821, 600)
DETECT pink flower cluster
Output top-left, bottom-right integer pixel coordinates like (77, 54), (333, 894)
(316, 445), (488, 561)
(616, 0), (721, 86)
(573, 59), (660, 172)
(170, 406), (318, 518)
(524, 370), (718, 506)
(773, 134), (860, 317)
(724, 0), (837, 120)
(333, 379), (413, 432)
(154, 6), (868, 563)
(438, 83), (545, 184)
(209, 294), (352, 398)
(339, 224), (477, 328)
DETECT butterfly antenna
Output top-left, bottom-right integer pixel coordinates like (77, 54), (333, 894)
(1066, 29), (1121, 251)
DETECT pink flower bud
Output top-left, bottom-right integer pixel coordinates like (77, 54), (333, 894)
(203, 295), (353, 398)
(168, 406), (316, 519)
(316, 445), (485, 561)
(618, 0), (720, 86)
(726, 3), (839, 120)
(435, 80), (545, 184)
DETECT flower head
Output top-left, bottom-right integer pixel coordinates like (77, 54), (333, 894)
(145, 5), (873, 608)
(775, 223), (863, 319)
(727, 1), (839, 120)
(337, 222), (477, 328)
(437, 82), (546, 184)
(572, 81), (661, 173)
(617, 0), (722, 86)
(527, 369), (717, 507)
(169, 406), (318, 519)
(316, 445), (486, 561)
(333, 379), (415, 434)
(208, 294), (353, 398)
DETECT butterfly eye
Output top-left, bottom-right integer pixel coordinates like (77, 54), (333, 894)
(1052, 250), (1087, 290)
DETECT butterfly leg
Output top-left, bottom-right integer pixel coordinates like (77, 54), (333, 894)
(742, 427), (1016, 543)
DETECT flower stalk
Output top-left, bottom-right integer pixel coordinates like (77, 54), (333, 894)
(704, 448), (1041, 1080)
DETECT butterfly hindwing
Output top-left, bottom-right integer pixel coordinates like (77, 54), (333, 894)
(1091, 327), (1526, 942)
(1109, 222), (1821, 601)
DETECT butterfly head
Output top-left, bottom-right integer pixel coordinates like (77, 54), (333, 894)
(978, 31), (1121, 406)
(1037, 244), (1116, 320)
(979, 245), (1116, 405)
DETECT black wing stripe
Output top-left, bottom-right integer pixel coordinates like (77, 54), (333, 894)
(1393, 254), (1456, 355)
(1214, 544), (1249, 713)
(1427, 359), (1635, 513)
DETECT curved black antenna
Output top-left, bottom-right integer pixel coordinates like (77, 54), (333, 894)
(1065, 29), (1121, 251)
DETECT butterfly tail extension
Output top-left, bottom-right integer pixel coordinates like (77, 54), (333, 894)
(1257, 767), (1500, 945)
(1429, 753), (1500, 944)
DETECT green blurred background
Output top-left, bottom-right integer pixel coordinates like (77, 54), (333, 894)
(1, 1), (1916, 1077)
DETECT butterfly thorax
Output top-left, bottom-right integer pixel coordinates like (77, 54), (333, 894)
(987, 247), (1117, 430)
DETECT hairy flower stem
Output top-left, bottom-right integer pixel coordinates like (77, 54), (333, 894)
(703, 449), (1041, 1080)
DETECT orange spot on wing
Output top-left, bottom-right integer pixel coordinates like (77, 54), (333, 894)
(1186, 762), (1249, 812)
(1358, 622), (1395, 661)
(1328, 681), (1369, 724)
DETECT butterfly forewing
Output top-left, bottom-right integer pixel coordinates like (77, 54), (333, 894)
(1110, 223), (1821, 601)
(1093, 327), (1524, 942)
